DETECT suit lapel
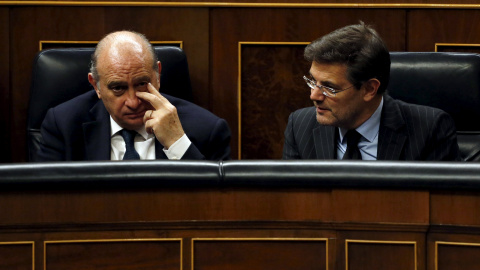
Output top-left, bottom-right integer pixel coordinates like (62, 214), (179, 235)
(313, 124), (336, 159)
(82, 100), (111, 160)
(378, 95), (407, 160)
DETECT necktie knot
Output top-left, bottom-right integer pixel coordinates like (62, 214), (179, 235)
(343, 130), (362, 160)
(120, 129), (140, 160)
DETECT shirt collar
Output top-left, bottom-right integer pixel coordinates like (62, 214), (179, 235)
(339, 97), (384, 143)
(109, 116), (150, 140)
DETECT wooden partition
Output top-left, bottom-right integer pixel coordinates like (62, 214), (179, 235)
(1, 160), (480, 269)
(1, 1), (480, 162)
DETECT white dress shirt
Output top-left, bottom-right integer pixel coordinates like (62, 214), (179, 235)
(337, 97), (384, 160)
(109, 117), (191, 160)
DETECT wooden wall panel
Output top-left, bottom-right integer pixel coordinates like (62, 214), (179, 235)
(0, 188), (331, 224)
(430, 191), (480, 226)
(332, 190), (429, 224)
(240, 44), (311, 159)
(45, 239), (181, 270)
(0, 242), (33, 270)
(435, 242), (480, 270)
(408, 9), (480, 52)
(192, 239), (328, 270)
(346, 240), (416, 270)
(0, 7), (9, 164)
(211, 8), (406, 159)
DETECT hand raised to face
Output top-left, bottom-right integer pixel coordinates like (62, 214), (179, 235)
(136, 83), (185, 149)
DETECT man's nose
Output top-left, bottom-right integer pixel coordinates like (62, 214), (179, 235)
(125, 89), (142, 108)
(310, 87), (326, 101)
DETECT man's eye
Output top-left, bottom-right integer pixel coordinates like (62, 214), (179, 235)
(110, 86), (126, 94)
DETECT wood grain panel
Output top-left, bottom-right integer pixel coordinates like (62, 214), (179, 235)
(408, 9), (480, 52)
(240, 43), (311, 159)
(436, 241), (480, 270)
(0, 242), (34, 270)
(430, 191), (480, 226)
(346, 240), (416, 270)
(0, 7), (9, 164)
(0, 188), (331, 224)
(211, 8), (406, 159)
(192, 238), (327, 270)
(332, 189), (429, 223)
(45, 239), (181, 270)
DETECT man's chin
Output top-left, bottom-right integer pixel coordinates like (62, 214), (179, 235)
(120, 119), (144, 131)
(316, 114), (335, 126)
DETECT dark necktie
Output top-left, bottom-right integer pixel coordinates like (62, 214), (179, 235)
(343, 130), (362, 160)
(121, 129), (140, 160)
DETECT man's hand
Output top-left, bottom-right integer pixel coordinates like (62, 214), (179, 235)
(137, 83), (185, 149)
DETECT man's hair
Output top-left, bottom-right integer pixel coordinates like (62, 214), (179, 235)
(90, 30), (159, 82)
(304, 22), (390, 94)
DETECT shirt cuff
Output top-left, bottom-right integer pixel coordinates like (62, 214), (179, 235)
(163, 134), (191, 160)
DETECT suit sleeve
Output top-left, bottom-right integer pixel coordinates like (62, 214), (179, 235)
(181, 118), (231, 161)
(36, 108), (66, 161)
(425, 111), (461, 161)
(282, 112), (301, 159)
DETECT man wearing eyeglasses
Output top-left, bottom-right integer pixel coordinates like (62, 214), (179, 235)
(283, 22), (461, 161)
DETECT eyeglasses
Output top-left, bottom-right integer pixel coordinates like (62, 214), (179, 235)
(303, 75), (355, 97)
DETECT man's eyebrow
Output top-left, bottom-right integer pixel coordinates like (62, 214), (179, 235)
(106, 81), (127, 88)
(133, 76), (151, 83)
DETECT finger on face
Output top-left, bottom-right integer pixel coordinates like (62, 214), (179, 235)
(143, 110), (153, 123)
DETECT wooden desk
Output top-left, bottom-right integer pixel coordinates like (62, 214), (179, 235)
(0, 160), (479, 270)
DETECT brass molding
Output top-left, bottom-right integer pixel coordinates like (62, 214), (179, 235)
(39, 40), (183, 51)
(345, 239), (417, 270)
(435, 43), (480, 52)
(435, 241), (480, 270)
(237, 41), (309, 159)
(191, 237), (329, 270)
(44, 238), (183, 270)
(0, 241), (35, 270)
(2, 1), (480, 9)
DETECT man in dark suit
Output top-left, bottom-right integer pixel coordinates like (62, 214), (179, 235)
(283, 22), (460, 161)
(37, 31), (231, 161)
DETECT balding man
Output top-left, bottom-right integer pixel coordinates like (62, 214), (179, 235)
(37, 31), (231, 161)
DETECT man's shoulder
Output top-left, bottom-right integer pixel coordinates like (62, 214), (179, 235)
(53, 90), (99, 112)
(290, 106), (316, 119)
(385, 94), (448, 118)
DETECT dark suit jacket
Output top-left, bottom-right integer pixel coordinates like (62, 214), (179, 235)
(283, 95), (461, 161)
(37, 90), (231, 161)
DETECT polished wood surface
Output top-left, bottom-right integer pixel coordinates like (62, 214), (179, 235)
(2, 160), (480, 269)
(0, 181), (478, 269)
(2, 4), (480, 161)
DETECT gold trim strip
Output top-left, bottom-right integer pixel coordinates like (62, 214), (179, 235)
(345, 239), (417, 270)
(435, 43), (480, 52)
(191, 237), (329, 270)
(44, 238), (182, 270)
(435, 241), (480, 270)
(1, 1), (480, 9)
(39, 40), (183, 51)
(0, 241), (35, 270)
(237, 41), (310, 159)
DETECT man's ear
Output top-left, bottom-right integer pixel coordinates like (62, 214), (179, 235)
(88, 73), (101, 99)
(156, 61), (162, 85)
(363, 78), (381, 102)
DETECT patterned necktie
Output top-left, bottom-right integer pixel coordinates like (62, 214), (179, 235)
(343, 130), (362, 160)
(120, 129), (140, 160)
